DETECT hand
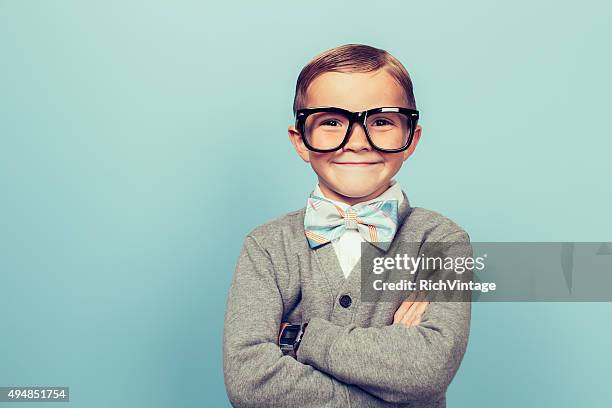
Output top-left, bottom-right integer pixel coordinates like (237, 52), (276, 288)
(278, 322), (290, 345)
(393, 291), (429, 327)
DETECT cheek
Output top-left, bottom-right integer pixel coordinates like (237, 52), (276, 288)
(309, 152), (334, 169)
(382, 153), (405, 171)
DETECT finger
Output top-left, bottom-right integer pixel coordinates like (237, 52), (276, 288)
(399, 293), (429, 327)
(415, 290), (428, 303)
(393, 302), (408, 324)
(393, 291), (418, 323)
(405, 301), (429, 326)
(393, 291), (417, 322)
(402, 301), (426, 327)
(412, 313), (423, 326)
(399, 295), (423, 326)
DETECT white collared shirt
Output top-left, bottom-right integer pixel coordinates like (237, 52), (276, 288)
(312, 180), (405, 279)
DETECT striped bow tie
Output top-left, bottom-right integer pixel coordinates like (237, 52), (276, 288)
(303, 194), (399, 251)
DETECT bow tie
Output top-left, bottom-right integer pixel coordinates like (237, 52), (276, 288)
(304, 194), (399, 251)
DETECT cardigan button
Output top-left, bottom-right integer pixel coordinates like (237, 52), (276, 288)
(339, 294), (352, 308)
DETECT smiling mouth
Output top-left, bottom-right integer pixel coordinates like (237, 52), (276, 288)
(333, 162), (382, 166)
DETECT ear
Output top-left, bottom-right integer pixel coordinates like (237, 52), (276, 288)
(288, 125), (310, 163)
(401, 124), (422, 161)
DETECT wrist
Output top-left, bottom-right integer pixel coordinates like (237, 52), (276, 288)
(294, 322), (308, 354)
(279, 322), (308, 358)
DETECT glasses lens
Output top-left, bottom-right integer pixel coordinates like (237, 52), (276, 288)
(304, 111), (350, 150)
(366, 111), (413, 150)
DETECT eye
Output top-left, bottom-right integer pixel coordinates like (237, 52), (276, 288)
(371, 118), (393, 127)
(321, 119), (342, 127)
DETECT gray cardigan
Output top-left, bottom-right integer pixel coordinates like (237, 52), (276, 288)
(223, 192), (472, 407)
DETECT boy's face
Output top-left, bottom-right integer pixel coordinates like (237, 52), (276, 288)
(288, 69), (422, 205)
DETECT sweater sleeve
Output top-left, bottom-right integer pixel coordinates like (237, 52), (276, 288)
(295, 231), (473, 405)
(223, 234), (391, 408)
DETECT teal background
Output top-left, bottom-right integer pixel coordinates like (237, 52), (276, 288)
(1, 0), (611, 407)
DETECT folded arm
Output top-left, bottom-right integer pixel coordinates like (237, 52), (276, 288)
(296, 231), (473, 405)
(223, 235), (392, 408)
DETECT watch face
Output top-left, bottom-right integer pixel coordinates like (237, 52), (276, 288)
(279, 326), (300, 344)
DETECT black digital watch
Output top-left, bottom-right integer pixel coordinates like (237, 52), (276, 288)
(278, 323), (308, 358)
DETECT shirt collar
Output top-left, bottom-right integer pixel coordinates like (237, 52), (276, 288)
(312, 179), (405, 209)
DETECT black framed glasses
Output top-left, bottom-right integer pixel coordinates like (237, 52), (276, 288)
(295, 106), (419, 153)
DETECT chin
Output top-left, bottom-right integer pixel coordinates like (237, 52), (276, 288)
(331, 181), (383, 199)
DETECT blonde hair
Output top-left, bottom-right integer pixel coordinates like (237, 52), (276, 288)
(292, 44), (416, 115)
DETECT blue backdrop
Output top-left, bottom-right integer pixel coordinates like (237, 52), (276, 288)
(1, 1), (611, 407)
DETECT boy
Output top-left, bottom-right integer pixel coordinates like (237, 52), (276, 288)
(223, 44), (472, 408)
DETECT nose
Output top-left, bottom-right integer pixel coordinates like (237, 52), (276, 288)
(343, 122), (371, 152)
